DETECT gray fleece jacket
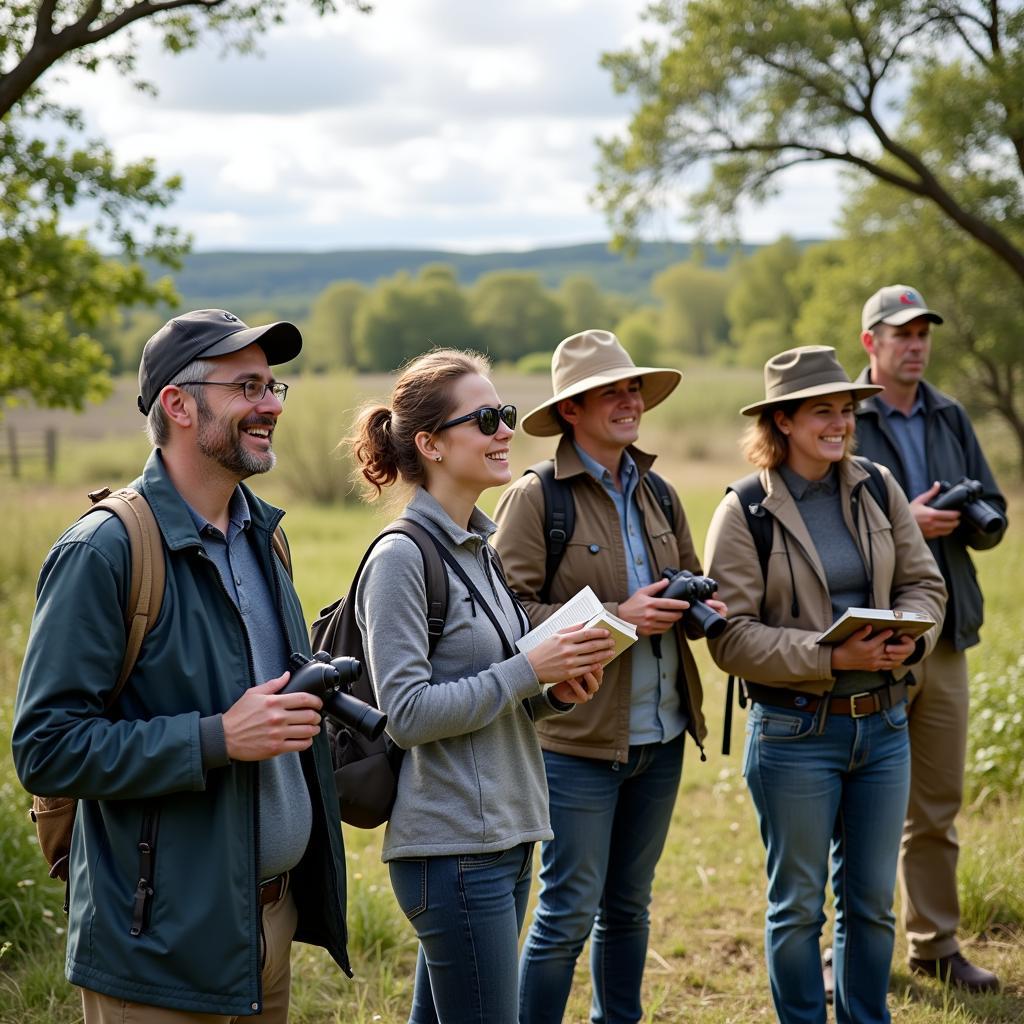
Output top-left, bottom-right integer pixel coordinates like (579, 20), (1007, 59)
(355, 487), (568, 861)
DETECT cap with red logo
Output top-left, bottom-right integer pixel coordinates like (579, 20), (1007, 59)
(861, 285), (944, 332)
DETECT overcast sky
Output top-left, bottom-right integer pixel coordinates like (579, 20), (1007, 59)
(49, 0), (844, 253)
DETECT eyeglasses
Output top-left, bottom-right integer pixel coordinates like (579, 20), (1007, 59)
(188, 380), (289, 404)
(437, 404), (517, 435)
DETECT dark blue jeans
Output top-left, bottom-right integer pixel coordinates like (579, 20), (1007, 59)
(389, 843), (534, 1024)
(518, 735), (685, 1024)
(744, 699), (911, 1024)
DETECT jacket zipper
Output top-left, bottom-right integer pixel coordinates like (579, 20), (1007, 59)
(129, 806), (159, 936)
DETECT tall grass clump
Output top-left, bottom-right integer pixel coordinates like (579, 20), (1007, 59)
(966, 657), (1024, 797)
(271, 373), (363, 505)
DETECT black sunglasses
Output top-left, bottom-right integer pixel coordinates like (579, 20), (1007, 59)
(437, 404), (517, 435)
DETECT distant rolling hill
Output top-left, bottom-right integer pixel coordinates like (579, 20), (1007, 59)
(161, 240), (773, 320)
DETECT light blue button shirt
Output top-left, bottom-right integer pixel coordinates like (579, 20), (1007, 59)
(879, 392), (929, 500)
(573, 444), (686, 744)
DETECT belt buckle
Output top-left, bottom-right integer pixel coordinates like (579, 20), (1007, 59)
(849, 692), (874, 718)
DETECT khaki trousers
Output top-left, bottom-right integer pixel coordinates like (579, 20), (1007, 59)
(898, 637), (969, 960)
(80, 886), (298, 1024)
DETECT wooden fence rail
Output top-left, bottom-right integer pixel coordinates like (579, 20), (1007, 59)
(1, 426), (58, 479)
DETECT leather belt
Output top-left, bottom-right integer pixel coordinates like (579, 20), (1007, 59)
(259, 873), (286, 907)
(750, 679), (908, 718)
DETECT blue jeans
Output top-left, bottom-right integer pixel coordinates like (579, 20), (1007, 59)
(389, 843), (534, 1024)
(519, 735), (685, 1024)
(743, 699), (910, 1024)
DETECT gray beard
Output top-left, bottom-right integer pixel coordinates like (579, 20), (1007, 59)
(196, 401), (275, 478)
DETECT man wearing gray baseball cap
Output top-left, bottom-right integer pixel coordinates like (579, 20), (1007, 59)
(14, 309), (350, 1021)
(846, 285), (1007, 993)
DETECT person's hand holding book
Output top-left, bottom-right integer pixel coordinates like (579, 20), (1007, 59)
(549, 667), (603, 705)
(525, 624), (614, 685)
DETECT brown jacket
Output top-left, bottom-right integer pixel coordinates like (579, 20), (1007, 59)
(493, 436), (707, 762)
(704, 458), (947, 693)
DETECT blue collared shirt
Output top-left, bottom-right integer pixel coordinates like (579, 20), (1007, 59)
(878, 392), (929, 500)
(573, 443), (686, 744)
(187, 488), (312, 879)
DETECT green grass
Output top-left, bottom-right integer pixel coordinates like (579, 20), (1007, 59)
(1, 382), (1022, 1023)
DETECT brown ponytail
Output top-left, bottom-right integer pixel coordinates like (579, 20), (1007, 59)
(346, 348), (491, 500)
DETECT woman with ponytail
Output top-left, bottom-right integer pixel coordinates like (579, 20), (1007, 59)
(344, 349), (615, 1024)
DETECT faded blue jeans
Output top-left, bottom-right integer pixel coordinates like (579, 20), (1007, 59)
(518, 735), (685, 1024)
(388, 843), (534, 1024)
(744, 698), (911, 1024)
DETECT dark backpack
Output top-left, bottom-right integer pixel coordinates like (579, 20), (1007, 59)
(310, 518), (449, 830)
(30, 486), (291, 881)
(525, 459), (677, 602)
(719, 457), (890, 754)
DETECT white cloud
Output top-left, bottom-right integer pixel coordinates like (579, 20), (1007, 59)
(38, 0), (844, 251)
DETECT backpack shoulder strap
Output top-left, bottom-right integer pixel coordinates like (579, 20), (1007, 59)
(83, 487), (165, 702)
(851, 456), (890, 518)
(642, 470), (676, 532)
(524, 459), (575, 603)
(725, 472), (772, 582)
(271, 526), (292, 579)
(387, 518), (449, 656)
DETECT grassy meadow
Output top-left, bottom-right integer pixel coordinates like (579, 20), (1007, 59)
(1, 367), (1022, 1023)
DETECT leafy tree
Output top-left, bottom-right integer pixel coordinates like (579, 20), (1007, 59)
(597, 0), (1024, 290)
(1, 0), (364, 412)
(650, 260), (730, 358)
(304, 281), (367, 371)
(614, 307), (661, 366)
(558, 273), (614, 334)
(793, 185), (1024, 476)
(354, 266), (478, 372)
(726, 236), (805, 367)
(469, 271), (566, 362)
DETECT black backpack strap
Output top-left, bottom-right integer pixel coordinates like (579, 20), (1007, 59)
(726, 472), (772, 582)
(388, 518), (450, 657)
(423, 535), (517, 660)
(851, 456), (890, 518)
(642, 470), (676, 532)
(524, 460), (575, 604)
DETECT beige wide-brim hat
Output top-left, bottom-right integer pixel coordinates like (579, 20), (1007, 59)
(740, 345), (882, 416)
(522, 329), (682, 437)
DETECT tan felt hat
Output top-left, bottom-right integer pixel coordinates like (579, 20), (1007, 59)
(740, 345), (882, 416)
(522, 329), (682, 437)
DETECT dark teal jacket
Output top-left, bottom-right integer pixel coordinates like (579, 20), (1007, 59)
(12, 451), (349, 1015)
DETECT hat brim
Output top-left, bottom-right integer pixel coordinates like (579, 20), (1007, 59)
(521, 367), (682, 437)
(202, 321), (302, 365)
(740, 381), (883, 416)
(873, 308), (943, 328)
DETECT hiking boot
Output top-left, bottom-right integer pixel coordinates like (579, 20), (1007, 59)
(822, 946), (834, 1005)
(908, 952), (1000, 993)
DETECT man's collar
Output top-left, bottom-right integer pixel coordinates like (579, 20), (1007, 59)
(572, 441), (637, 486)
(185, 486), (251, 538)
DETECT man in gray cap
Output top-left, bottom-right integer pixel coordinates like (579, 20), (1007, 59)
(850, 286), (1007, 992)
(13, 310), (350, 1021)
(494, 329), (725, 1024)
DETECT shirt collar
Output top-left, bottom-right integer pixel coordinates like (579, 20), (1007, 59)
(185, 486), (252, 539)
(778, 463), (838, 500)
(573, 441), (636, 489)
(877, 390), (925, 420)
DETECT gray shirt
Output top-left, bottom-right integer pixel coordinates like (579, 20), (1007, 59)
(779, 465), (884, 697)
(356, 487), (569, 861)
(188, 489), (312, 879)
(574, 443), (685, 744)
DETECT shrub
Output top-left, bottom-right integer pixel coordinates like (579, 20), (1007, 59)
(966, 656), (1024, 797)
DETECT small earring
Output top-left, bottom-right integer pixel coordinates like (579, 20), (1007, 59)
(434, 455), (442, 463)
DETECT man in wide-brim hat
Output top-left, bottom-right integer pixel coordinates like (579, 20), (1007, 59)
(494, 329), (725, 1024)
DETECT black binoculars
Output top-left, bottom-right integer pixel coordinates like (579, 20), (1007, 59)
(283, 651), (387, 742)
(928, 477), (1006, 536)
(661, 568), (728, 639)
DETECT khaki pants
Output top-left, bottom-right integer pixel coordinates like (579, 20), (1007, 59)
(80, 886), (298, 1024)
(898, 637), (969, 960)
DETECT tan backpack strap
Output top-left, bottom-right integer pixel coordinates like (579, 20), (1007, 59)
(83, 487), (165, 704)
(272, 526), (293, 579)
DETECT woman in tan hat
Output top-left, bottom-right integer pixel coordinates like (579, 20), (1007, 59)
(494, 330), (724, 1024)
(704, 346), (946, 1024)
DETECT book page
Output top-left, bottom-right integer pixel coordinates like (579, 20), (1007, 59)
(585, 610), (638, 663)
(515, 586), (604, 654)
